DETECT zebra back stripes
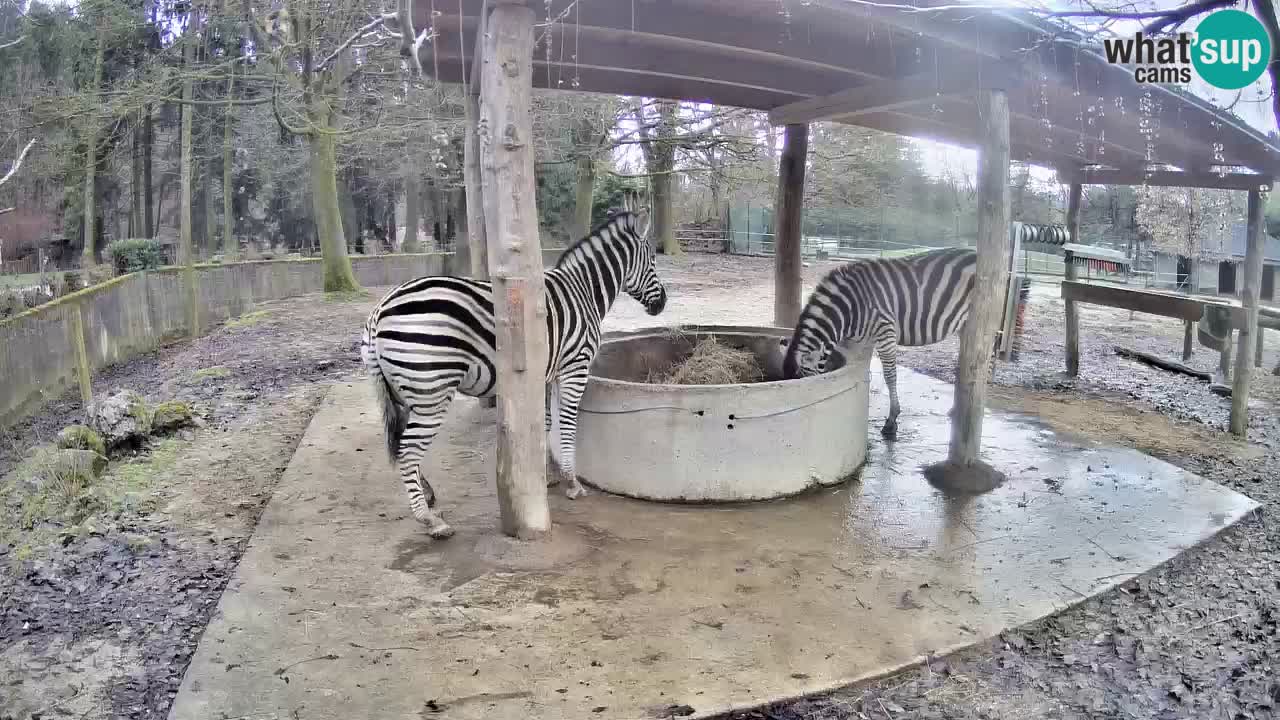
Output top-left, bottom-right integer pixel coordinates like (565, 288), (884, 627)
(781, 247), (977, 438)
(361, 210), (666, 538)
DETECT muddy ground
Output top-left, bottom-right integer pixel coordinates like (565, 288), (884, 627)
(2, 253), (1278, 719)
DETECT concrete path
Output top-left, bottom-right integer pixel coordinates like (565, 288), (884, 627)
(169, 370), (1258, 720)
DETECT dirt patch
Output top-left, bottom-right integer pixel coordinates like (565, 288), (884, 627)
(0, 288), (384, 720)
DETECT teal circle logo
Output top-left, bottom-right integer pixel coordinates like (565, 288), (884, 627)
(1192, 10), (1273, 90)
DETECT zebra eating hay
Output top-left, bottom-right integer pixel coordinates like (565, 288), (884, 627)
(360, 210), (667, 539)
(779, 247), (978, 440)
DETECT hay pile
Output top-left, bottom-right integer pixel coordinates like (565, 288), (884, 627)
(649, 335), (765, 385)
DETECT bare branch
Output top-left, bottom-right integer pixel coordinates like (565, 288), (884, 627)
(0, 35), (24, 52)
(316, 13), (398, 73)
(0, 138), (35, 189)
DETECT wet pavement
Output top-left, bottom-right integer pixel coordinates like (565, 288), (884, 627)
(167, 365), (1258, 720)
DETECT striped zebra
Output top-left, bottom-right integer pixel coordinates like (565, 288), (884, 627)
(779, 247), (978, 440)
(360, 210), (667, 538)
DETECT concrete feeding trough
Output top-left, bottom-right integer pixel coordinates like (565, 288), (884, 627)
(574, 324), (872, 502)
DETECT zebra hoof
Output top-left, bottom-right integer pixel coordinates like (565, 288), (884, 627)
(564, 481), (589, 500)
(427, 522), (456, 539)
(880, 424), (898, 440)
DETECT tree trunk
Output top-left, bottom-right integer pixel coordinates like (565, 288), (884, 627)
(81, 20), (107, 267)
(651, 170), (676, 254)
(180, 10), (200, 338)
(402, 169), (420, 252)
(144, 104), (155, 238)
(570, 117), (596, 240)
(203, 161), (216, 256)
(309, 126), (360, 292)
(131, 116), (143, 238)
(223, 70), (236, 257)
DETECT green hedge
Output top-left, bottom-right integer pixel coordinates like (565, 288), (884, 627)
(107, 238), (163, 275)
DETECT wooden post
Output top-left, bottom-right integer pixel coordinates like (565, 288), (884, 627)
(1257, 329), (1265, 367)
(478, 2), (551, 539)
(1064, 182), (1082, 376)
(464, 87), (488, 280)
(772, 123), (808, 328)
(69, 304), (93, 407)
(948, 89), (1009, 465)
(1230, 189), (1266, 436)
(1183, 320), (1194, 361)
(464, 3), (495, 410)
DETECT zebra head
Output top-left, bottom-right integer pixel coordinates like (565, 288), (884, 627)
(780, 322), (833, 379)
(615, 207), (666, 316)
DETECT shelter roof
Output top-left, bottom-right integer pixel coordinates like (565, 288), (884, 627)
(416, 0), (1280, 180)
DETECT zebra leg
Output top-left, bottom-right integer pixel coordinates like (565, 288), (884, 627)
(555, 367), (591, 499)
(875, 326), (901, 440)
(545, 382), (563, 487)
(398, 399), (456, 539)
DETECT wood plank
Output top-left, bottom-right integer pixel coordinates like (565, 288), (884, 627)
(949, 88), (1009, 465)
(1064, 183), (1082, 377)
(773, 123), (807, 328)
(1230, 189), (1266, 436)
(1059, 167), (1275, 192)
(479, 2), (551, 539)
(1114, 346), (1212, 382)
(768, 64), (1019, 125)
(1060, 281), (1207, 321)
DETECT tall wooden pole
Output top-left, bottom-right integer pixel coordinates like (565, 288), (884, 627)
(465, 4), (493, 409)
(479, 2), (550, 539)
(948, 89), (1009, 466)
(773, 123), (808, 328)
(1063, 181), (1082, 376)
(1230, 188), (1266, 437)
(463, 9), (488, 281)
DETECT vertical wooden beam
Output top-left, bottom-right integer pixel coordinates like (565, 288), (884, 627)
(1256, 329), (1265, 368)
(948, 89), (1010, 466)
(1230, 189), (1266, 437)
(465, 11), (488, 281)
(772, 123), (808, 328)
(69, 304), (93, 407)
(1063, 182), (1082, 376)
(1183, 320), (1194, 361)
(478, 2), (550, 539)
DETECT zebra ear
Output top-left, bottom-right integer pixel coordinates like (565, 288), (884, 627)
(632, 206), (651, 241)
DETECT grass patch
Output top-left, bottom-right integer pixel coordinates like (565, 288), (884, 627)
(192, 366), (232, 381)
(324, 288), (373, 303)
(0, 439), (181, 565)
(225, 310), (271, 329)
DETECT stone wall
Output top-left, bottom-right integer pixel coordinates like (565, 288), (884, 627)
(1, 253), (455, 426)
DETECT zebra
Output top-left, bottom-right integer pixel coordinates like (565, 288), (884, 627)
(360, 209), (667, 539)
(779, 247), (979, 440)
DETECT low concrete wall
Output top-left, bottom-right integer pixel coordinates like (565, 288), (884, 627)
(1, 253), (455, 427)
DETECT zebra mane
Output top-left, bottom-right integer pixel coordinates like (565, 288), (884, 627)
(553, 211), (641, 270)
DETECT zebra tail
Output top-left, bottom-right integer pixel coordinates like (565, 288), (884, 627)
(361, 320), (407, 462)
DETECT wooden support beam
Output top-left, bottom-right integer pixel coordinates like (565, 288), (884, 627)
(949, 88), (1009, 466)
(1059, 167), (1275, 192)
(1064, 182), (1082, 377)
(1183, 320), (1194, 361)
(773, 123), (808, 328)
(479, 2), (550, 539)
(1230, 189), (1266, 437)
(768, 64), (1018, 126)
(464, 93), (487, 280)
(1257, 329), (1265, 368)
